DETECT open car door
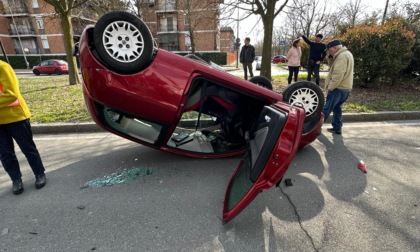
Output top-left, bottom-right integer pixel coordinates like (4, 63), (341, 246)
(223, 104), (305, 223)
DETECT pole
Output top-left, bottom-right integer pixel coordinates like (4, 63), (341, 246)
(9, 6), (29, 69)
(236, 5), (239, 68)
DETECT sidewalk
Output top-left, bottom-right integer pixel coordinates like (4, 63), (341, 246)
(30, 111), (420, 134)
(14, 69), (420, 134)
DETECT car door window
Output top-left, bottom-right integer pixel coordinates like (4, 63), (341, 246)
(101, 107), (163, 144)
(224, 106), (286, 213)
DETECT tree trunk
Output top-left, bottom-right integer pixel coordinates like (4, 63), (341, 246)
(60, 14), (81, 85)
(259, 1), (276, 79)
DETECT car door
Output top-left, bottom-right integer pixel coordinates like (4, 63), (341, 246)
(223, 103), (305, 223)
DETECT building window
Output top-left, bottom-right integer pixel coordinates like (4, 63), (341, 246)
(36, 17), (44, 29)
(159, 16), (176, 32)
(41, 35), (49, 49)
(32, 0), (39, 8)
(158, 0), (175, 11)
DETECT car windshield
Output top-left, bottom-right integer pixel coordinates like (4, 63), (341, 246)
(57, 60), (67, 65)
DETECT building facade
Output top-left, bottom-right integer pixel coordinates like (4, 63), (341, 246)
(0, 0), (92, 56)
(0, 0), (235, 57)
(139, 0), (226, 52)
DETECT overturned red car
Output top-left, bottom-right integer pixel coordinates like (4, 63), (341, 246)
(78, 11), (324, 223)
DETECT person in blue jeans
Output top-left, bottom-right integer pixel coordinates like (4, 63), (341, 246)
(322, 40), (354, 134)
(0, 60), (47, 195)
(301, 33), (326, 86)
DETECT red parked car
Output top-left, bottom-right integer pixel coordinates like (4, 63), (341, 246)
(32, 59), (68, 75)
(78, 11), (324, 223)
(272, 55), (288, 63)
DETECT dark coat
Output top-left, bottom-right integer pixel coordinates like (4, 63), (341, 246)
(240, 45), (255, 63)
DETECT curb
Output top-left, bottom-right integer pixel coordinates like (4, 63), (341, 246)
(31, 111), (420, 135)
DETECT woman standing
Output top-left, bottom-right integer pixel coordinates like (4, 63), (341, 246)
(286, 39), (302, 85)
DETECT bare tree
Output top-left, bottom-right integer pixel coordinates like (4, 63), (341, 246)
(222, 0), (289, 79)
(338, 0), (364, 28)
(43, 0), (90, 85)
(289, 0), (330, 37)
(182, 0), (221, 54)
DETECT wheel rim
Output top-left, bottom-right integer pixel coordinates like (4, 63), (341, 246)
(102, 21), (145, 63)
(288, 88), (319, 116)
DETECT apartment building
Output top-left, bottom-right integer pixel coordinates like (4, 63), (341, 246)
(139, 0), (230, 52)
(0, 0), (92, 56)
(0, 0), (235, 56)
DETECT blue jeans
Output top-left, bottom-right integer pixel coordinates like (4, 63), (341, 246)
(307, 61), (320, 85)
(322, 89), (350, 131)
(0, 119), (45, 181)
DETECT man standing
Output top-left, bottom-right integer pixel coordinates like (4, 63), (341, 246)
(301, 33), (326, 86)
(239, 37), (255, 80)
(322, 40), (354, 135)
(0, 60), (47, 194)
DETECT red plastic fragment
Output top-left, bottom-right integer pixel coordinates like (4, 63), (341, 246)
(358, 160), (367, 173)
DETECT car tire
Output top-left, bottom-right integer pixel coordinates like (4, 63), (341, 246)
(55, 69), (62, 75)
(33, 70), (40, 76)
(93, 11), (155, 74)
(249, 76), (273, 90)
(282, 81), (324, 133)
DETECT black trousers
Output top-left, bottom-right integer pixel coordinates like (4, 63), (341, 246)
(306, 61), (321, 85)
(242, 62), (253, 80)
(288, 66), (300, 84)
(0, 119), (45, 181)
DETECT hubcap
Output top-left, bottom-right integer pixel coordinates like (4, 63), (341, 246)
(103, 21), (145, 63)
(288, 88), (319, 116)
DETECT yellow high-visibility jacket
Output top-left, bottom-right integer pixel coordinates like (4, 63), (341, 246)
(0, 60), (31, 124)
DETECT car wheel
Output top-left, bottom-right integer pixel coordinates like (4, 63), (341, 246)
(33, 70), (40, 76)
(55, 69), (62, 75)
(282, 81), (324, 133)
(249, 76), (273, 90)
(93, 11), (155, 74)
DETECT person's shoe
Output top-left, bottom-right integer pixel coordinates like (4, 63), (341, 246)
(12, 179), (24, 195)
(327, 128), (342, 135)
(35, 174), (47, 189)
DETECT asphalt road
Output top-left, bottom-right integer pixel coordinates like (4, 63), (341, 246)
(0, 121), (419, 251)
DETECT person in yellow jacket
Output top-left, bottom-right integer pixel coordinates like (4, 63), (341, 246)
(0, 60), (46, 195)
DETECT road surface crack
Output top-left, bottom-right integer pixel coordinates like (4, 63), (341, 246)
(280, 187), (319, 252)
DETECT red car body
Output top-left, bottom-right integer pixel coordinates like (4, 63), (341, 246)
(272, 55), (288, 63)
(78, 11), (324, 223)
(32, 59), (68, 75)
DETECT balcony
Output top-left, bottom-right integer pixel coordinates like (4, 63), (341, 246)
(158, 26), (177, 33)
(156, 0), (176, 13)
(9, 27), (35, 36)
(15, 47), (40, 54)
(3, 5), (29, 16)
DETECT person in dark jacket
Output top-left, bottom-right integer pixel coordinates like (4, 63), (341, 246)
(239, 37), (255, 80)
(301, 33), (326, 86)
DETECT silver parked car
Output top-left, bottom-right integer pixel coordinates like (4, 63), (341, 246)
(255, 56), (262, 70)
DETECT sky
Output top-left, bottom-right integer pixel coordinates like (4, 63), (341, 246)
(222, 0), (408, 43)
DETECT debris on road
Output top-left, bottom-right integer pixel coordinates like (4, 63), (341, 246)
(358, 160), (367, 173)
(83, 166), (154, 188)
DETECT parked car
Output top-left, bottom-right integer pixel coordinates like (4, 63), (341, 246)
(78, 11), (324, 223)
(255, 56), (262, 70)
(272, 55), (288, 63)
(32, 59), (68, 75)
